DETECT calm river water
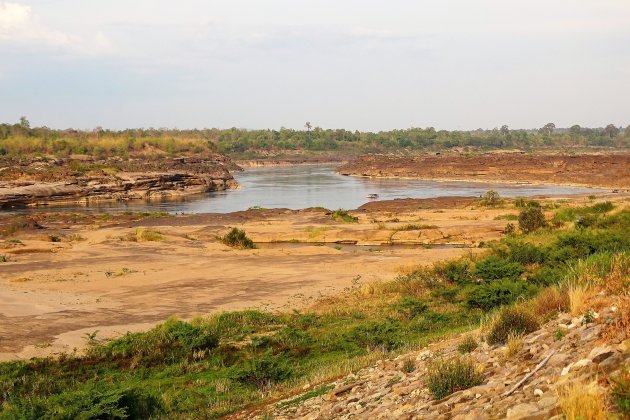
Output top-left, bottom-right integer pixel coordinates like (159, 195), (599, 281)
(8, 165), (601, 214)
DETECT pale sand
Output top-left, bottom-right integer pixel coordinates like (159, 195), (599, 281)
(0, 194), (609, 360)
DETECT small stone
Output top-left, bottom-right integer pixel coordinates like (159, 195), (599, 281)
(561, 363), (573, 376)
(572, 359), (592, 370)
(506, 403), (538, 419)
(534, 389), (544, 397)
(588, 345), (615, 363)
(598, 353), (624, 373)
(537, 396), (558, 409)
(580, 326), (600, 341)
(548, 353), (569, 368)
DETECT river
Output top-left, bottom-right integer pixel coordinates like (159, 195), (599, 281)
(5, 165), (601, 214)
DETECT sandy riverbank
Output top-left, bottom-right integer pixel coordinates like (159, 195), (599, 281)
(1, 193), (624, 361)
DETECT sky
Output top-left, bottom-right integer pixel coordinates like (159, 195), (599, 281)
(0, 0), (629, 131)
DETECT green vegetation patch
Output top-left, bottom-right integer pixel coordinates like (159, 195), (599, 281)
(220, 228), (256, 249)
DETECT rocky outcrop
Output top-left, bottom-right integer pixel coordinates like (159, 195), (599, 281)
(252, 305), (628, 419)
(338, 153), (630, 189)
(0, 156), (239, 207)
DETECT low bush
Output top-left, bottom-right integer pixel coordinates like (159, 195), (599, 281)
(393, 297), (429, 320)
(475, 256), (526, 282)
(410, 311), (454, 333)
(435, 260), (474, 285)
(504, 242), (546, 265)
(486, 305), (539, 345)
(346, 320), (403, 351)
(610, 368), (630, 417)
(331, 209), (358, 223)
(518, 206), (547, 233)
(3, 385), (163, 420)
(220, 228), (256, 249)
(457, 335), (478, 354)
(89, 318), (219, 365)
(236, 353), (293, 391)
(425, 356), (484, 400)
(466, 280), (537, 311)
(527, 266), (566, 286)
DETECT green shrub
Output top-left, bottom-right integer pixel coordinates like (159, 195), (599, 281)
(346, 321), (403, 351)
(89, 319), (219, 364)
(486, 306), (539, 345)
(221, 228), (256, 249)
(236, 353), (294, 390)
(425, 357), (483, 400)
(393, 297), (429, 319)
(331, 209), (358, 223)
(457, 335), (478, 354)
(475, 256), (526, 282)
(610, 368), (630, 417)
(590, 201), (614, 213)
(575, 214), (598, 229)
(436, 260), (474, 285)
(4, 385), (163, 419)
(518, 206), (547, 233)
(505, 242), (546, 265)
(527, 266), (566, 286)
(410, 311), (453, 332)
(466, 280), (537, 311)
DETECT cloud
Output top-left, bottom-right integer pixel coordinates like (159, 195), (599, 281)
(0, 2), (30, 29)
(0, 1), (112, 54)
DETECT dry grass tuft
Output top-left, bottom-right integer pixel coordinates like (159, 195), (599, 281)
(503, 332), (523, 360)
(558, 380), (606, 420)
(530, 287), (569, 320)
(567, 282), (590, 317)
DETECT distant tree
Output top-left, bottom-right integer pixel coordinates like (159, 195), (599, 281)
(625, 125), (630, 137)
(604, 124), (620, 138)
(304, 121), (312, 140)
(569, 125), (581, 135)
(539, 123), (555, 135)
(19, 116), (30, 129)
(500, 125), (509, 135)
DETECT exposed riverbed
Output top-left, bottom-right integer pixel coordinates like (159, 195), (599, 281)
(3, 164), (602, 214)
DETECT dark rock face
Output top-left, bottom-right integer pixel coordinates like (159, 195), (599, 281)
(0, 156), (239, 207)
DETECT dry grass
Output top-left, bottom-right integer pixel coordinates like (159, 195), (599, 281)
(604, 295), (630, 341)
(567, 282), (590, 317)
(530, 287), (570, 320)
(120, 228), (165, 242)
(558, 380), (606, 420)
(503, 332), (523, 360)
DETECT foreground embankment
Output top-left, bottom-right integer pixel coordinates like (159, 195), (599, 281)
(0, 155), (240, 207)
(1, 194), (628, 418)
(338, 153), (630, 189)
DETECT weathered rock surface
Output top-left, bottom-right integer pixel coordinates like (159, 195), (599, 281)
(0, 156), (239, 207)
(338, 153), (630, 189)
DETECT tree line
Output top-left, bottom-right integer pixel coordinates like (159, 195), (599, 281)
(0, 118), (628, 158)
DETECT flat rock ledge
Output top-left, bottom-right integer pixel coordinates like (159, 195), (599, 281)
(0, 172), (237, 207)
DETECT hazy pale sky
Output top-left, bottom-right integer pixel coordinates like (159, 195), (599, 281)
(1, 0), (629, 131)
